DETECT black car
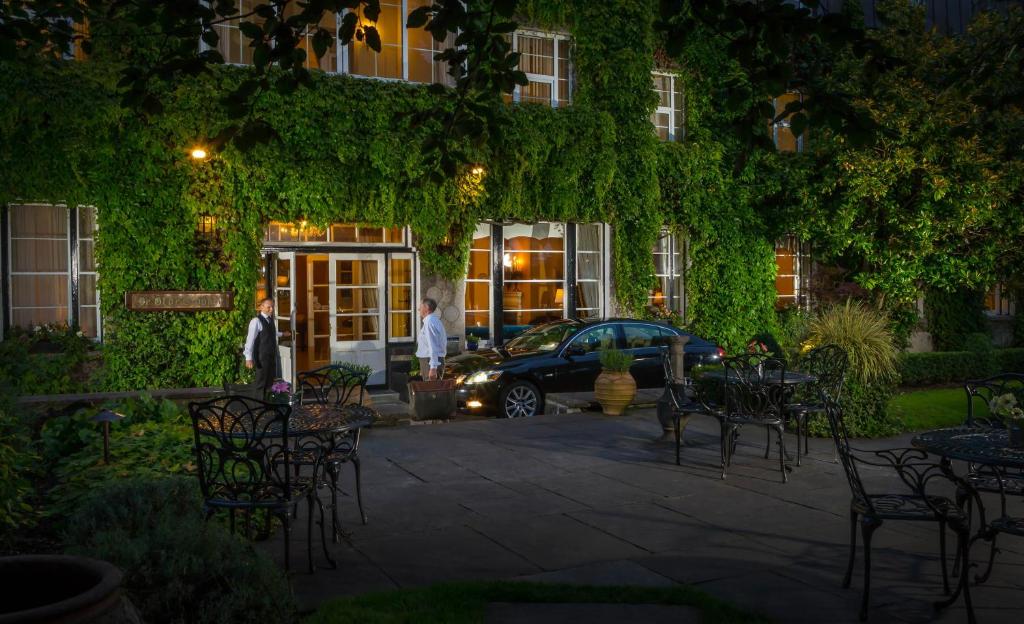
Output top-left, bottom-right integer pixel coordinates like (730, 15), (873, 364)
(446, 318), (723, 418)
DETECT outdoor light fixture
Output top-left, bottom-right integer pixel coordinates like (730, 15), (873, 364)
(470, 165), (485, 176)
(503, 253), (512, 268)
(91, 408), (125, 464)
(466, 400), (483, 409)
(190, 147), (208, 160)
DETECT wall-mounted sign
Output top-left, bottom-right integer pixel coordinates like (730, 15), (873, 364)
(125, 291), (234, 312)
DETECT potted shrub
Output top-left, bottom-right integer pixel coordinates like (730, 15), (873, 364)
(990, 393), (1024, 448)
(594, 349), (636, 416)
(466, 334), (480, 352)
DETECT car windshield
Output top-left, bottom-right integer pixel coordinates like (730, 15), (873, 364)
(504, 322), (581, 353)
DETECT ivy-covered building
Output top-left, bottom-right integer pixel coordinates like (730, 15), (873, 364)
(0, 0), (1017, 390)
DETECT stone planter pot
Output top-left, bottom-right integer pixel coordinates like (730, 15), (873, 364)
(594, 370), (637, 416)
(0, 555), (140, 624)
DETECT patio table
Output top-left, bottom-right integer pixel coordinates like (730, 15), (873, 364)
(912, 426), (1024, 619)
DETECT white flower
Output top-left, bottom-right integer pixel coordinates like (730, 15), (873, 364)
(990, 393), (1019, 418)
(76, 330), (85, 337)
(33, 325), (42, 332)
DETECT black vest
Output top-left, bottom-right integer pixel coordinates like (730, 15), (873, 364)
(253, 315), (277, 370)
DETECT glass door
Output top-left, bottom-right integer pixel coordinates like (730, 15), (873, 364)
(329, 253), (386, 385)
(272, 252), (297, 386)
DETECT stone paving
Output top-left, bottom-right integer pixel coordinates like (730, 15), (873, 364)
(267, 408), (1024, 623)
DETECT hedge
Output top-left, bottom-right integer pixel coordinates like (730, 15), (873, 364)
(898, 348), (1024, 387)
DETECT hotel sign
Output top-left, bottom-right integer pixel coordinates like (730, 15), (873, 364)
(126, 290), (234, 312)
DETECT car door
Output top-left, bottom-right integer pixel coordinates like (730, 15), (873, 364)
(623, 323), (668, 388)
(556, 325), (622, 392)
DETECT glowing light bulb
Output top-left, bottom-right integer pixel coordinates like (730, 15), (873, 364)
(190, 147), (207, 160)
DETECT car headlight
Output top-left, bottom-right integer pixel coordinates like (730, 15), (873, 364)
(465, 370), (502, 385)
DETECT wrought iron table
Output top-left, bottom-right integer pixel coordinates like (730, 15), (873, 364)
(912, 427), (1024, 618)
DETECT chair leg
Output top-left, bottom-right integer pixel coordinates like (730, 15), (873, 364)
(306, 494), (315, 573)
(283, 512), (292, 573)
(803, 415), (810, 456)
(353, 456), (367, 525)
(843, 510), (858, 588)
(938, 518), (950, 595)
(720, 422), (731, 480)
(776, 425), (788, 483)
(764, 425), (771, 459)
(315, 491), (337, 569)
(859, 517), (881, 621)
(328, 465), (340, 543)
(952, 492), (972, 578)
(795, 416), (803, 467)
(674, 413), (682, 466)
(960, 530), (977, 624)
(975, 533), (999, 584)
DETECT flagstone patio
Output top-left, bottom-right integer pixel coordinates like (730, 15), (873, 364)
(269, 408), (1024, 623)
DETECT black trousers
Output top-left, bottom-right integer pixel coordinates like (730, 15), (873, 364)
(253, 361), (276, 397)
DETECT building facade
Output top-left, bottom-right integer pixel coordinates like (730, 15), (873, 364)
(1, 0), (1016, 390)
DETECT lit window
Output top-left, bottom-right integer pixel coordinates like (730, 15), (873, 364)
(771, 92), (807, 152)
(264, 222), (406, 245)
(510, 31), (572, 108)
(775, 235), (810, 309)
(985, 284), (1015, 317)
(389, 254), (415, 340)
(503, 223), (565, 333)
(651, 72), (684, 141)
(465, 223), (492, 340)
(575, 224), (604, 319)
(649, 229), (687, 320)
(6, 204), (100, 338)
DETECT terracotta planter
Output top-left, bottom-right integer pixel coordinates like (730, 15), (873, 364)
(0, 555), (140, 624)
(594, 370), (637, 416)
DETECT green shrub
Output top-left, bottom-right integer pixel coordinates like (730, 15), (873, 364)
(599, 349), (635, 372)
(775, 307), (811, 364)
(899, 348), (1024, 386)
(0, 414), (37, 538)
(65, 477), (296, 624)
(41, 395), (194, 519)
(804, 302), (899, 437)
(805, 301), (899, 385)
(924, 288), (989, 351)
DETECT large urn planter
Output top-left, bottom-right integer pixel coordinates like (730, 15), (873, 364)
(0, 555), (140, 624)
(594, 370), (637, 416)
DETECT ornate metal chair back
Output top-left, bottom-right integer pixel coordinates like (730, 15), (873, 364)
(298, 364), (369, 407)
(822, 396), (874, 515)
(965, 373), (1024, 427)
(722, 353), (786, 422)
(189, 395), (295, 506)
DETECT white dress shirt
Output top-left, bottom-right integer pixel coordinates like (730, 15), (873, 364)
(243, 313), (282, 361)
(416, 313), (447, 369)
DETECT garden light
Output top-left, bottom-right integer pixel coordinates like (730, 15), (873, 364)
(190, 147), (208, 160)
(91, 408), (125, 464)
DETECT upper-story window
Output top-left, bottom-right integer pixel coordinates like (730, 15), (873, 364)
(775, 234), (811, 309)
(771, 92), (806, 152)
(510, 31), (572, 108)
(649, 229), (687, 320)
(210, 1), (452, 83)
(651, 72), (684, 141)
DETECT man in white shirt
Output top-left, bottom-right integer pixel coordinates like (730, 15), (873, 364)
(243, 297), (288, 396)
(416, 297), (447, 380)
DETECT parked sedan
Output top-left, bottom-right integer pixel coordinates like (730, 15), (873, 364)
(446, 318), (723, 418)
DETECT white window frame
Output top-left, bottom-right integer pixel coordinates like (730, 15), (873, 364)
(575, 223), (604, 319)
(263, 223), (410, 247)
(6, 203), (102, 340)
(511, 30), (572, 108)
(649, 228), (688, 321)
(465, 223), (493, 340)
(502, 222), (567, 319)
(202, 1), (456, 84)
(775, 234), (810, 309)
(388, 252), (417, 342)
(651, 71), (683, 141)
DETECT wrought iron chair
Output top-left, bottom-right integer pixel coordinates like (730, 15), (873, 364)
(786, 344), (848, 465)
(662, 349), (726, 468)
(297, 363), (369, 407)
(296, 364), (372, 538)
(189, 395), (333, 573)
(952, 373), (1024, 580)
(823, 396), (976, 622)
(721, 353), (790, 482)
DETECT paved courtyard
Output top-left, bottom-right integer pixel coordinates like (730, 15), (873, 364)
(273, 408), (1024, 623)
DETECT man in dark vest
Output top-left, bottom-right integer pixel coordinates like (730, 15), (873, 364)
(243, 297), (286, 397)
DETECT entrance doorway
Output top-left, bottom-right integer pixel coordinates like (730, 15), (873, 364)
(270, 252), (389, 386)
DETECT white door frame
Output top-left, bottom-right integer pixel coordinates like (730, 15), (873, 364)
(329, 252), (387, 385)
(273, 252), (297, 387)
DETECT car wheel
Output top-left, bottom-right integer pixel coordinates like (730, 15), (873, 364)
(499, 381), (543, 418)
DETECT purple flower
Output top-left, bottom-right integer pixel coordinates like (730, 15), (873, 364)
(271, 380), (291, 394)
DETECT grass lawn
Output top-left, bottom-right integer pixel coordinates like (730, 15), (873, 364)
(305, 581), (770, 624)
(888, 386), (975, 432)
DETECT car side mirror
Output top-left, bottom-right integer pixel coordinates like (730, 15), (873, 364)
(565, 344), (586, 358)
